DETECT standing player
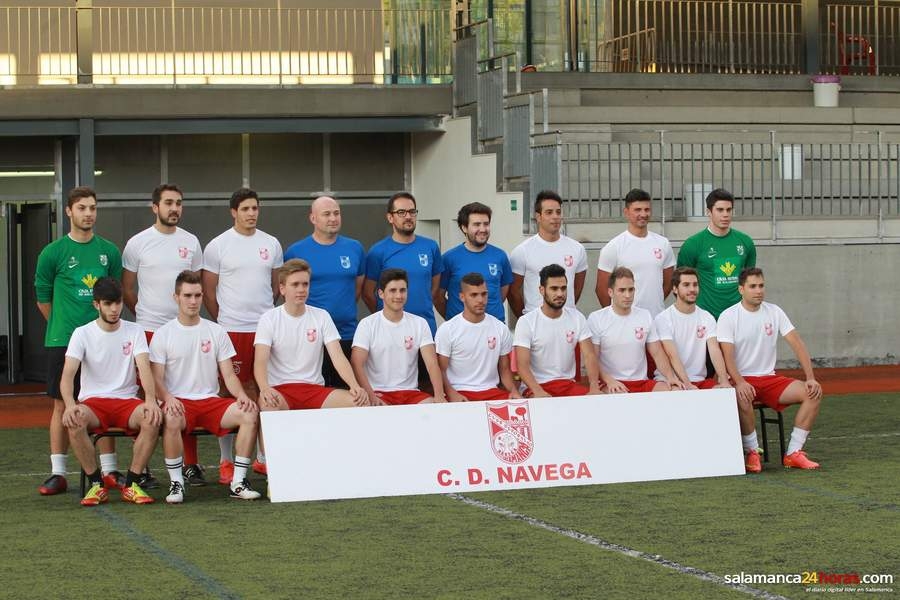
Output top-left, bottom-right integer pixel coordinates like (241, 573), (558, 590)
(352, 269), (445, 405)
(363, 192), (442, 335)
(651, 267), (731, 389)
(34, 186), (123, 496)
(202, 188), (283, 482)
(435, 273), (520, 401)
(509, 191), (587, 317)
(150, 271), (262, 503)
(595, 188), (675, 317)
(122, 183), (204, 487)
(677, 188), (756, 319)
(435, 202), (513, 322)
(282, 195), (365, 388)
(587, 267), (681, 394)
(513, 264), (601, 398)
(60, 278), (162, 506)
(718, 268), (823, 471)
(253, 260), (368, 467)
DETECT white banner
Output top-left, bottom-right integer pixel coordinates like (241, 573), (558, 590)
(262, 389), (744, 503)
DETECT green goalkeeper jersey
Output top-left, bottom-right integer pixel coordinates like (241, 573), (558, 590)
(676, 227), (756, 319)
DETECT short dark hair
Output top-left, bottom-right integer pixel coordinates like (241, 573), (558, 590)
(539, 263), (566, 287)
(671, 266), (699, 288)
(387, 192), (416, 213)
(152, 184), (183, 205)
(706, 188), (734, 210)
(534, 190), (562, 213)
(175, 270), (202, 294)
(624, 188), (651, 206)
(456, 202), (492, 229)
(460, 272), (485, 288)
(608, 266), (635, 289)
(738, 267), (764, 286)
(92, 277), (122, 302)
(230, 188), (259, 210)
(67, 186), (96, 209)
(378, 268), (408, 291)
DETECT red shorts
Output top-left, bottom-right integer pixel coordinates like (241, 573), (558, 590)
(621, 380), (659, 394)
(227, 332), (255, 383)
(144, 331), (154, 344)
(745, 375), (794, 411)
(274, 383), (334, 410)
(693, 378), (719, 390)
(377, 390), (432, 405)
(538, 379), (589, 398)
(82, 397), (144, 434)
(173, 397), (236, 436)
(458, 388), (512, 401)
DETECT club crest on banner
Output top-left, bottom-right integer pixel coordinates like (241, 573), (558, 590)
(306, 328), (317, 342)
(122, 341), (133, 356)
(418, 253), (429, 267)
(340, 255), (351, 269)
(486, 401), (534, 464)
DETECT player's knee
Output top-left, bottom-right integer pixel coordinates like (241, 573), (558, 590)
(65, 421), (87, 435)
(164, 416), (185, 433)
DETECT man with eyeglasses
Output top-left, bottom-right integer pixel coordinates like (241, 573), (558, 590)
(362, 192), (443, 336)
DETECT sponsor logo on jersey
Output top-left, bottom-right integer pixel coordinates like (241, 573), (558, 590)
(696, 325), (707, 339)
(418, 253), (429, 267)
(487, 401), (533, 464)
(564, 255), (574, 267)
(487, 336), (497, 350)
(306, 328), (317, 342)
(99, 254), (108, 266)
(122, 341), (133, 356)
(259, 248), (270, 261)
(340, 255), (351, 269)
(81, 273), (98, 289)
(634, 327), (646, 340)
(200, 339), (212, 353)
(488, 263), (498, 276)
(719, 261), (737, 277)
(404, 336), (414, 350)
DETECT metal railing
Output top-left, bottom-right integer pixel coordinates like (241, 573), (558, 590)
(0, 6), (452, 85)
(823, 2), (900, 76)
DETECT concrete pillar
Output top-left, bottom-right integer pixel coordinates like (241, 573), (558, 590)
(803, 0), (820, 74)
(76, 0), (93, 84)
(78, 119), (95, 188)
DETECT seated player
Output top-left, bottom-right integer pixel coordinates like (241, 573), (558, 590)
(351, 268), (445, 405)
(652, 267), (731, 390)
(253, 259), (369, 471)
(150, 271), (261, 503)
(435, 272), (520, 401)
(513, 264), (601, 398)
(588, 267), (681, 393)
(60, 278), (162, 506)
(718, 267), (823, 471)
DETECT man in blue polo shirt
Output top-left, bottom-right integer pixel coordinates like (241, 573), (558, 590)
(283, 195), (365, 387)
(435, 202), (512, 323)
(362, 192), (442, 335)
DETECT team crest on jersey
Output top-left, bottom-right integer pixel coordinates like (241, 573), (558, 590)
(340, 255), (351, 269)
(696, 325), (707, 339)
(634, 327), (646, 340)
(488, 263), (498, 276)
(122, 341), (133, 356)
(418, 253), (429, 267)
(565, 330), (575, 344)
(487, 336), (497, 350)
(259, 248), (270, 261)
(764, 323), (774, 336)
(99, 254), (108, 266)
(653, 248), (663, 260)
(404, 336), (414, 350)
(564, 255), (574, 267)
(306, 328), (317, 342)
(200, 339), (211, 353)
(737, 244), (745, 256)
(178, 246), (189, 259)
(487, 401), (533, 464)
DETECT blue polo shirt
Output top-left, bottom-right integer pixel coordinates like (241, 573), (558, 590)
(365, 235), (443, 334)
(283, 235), (365, 340)
(440, 243), (513, 322)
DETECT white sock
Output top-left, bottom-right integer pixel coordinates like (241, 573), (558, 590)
(219, 434), (235, 462)
(50, 454), (67, 477)
(232, 456), (251, 486)
(741, 432), (759, 453)
(786, 427), (810, 455)
(256, 452), (266, 464)
(165, 457), (184, 487)
(99, 453), (118, 476)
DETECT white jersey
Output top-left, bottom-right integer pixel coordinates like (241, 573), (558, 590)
(717, 302), (795, 376)
(651, 304), (717, 382)
(353, 312), (434, 392)
(149, 318), (235, 400)
(596, 230), (675, 317)
(254, 305), (340, 387)
(66, 320), (148, 401)
(202, 228), (284, 332)
(513, 307), (590, 383)
(588, 306), (654, 381)
(509, 234), (587, 314)
(122, 226), (203, 331)
(435, 314), (513, 391)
